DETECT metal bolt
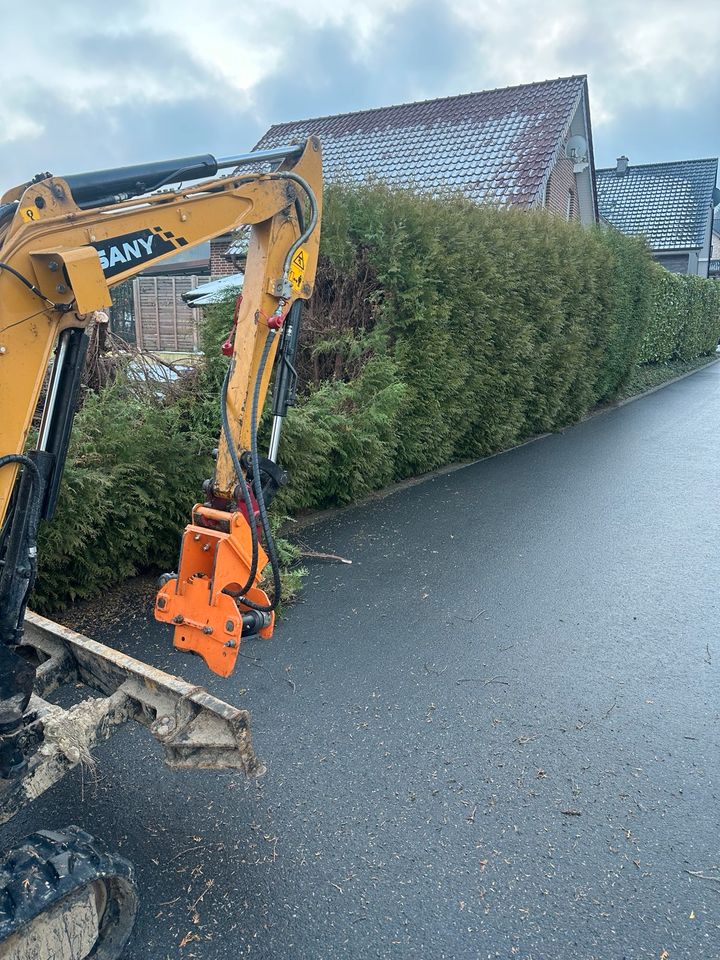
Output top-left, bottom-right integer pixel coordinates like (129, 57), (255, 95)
(225, 640), (237, 648)
(157, 597), (167, 609)
(152, 715), (176, 738)
(193, 534), (201, 541)
(202, 543), (210, 552)
(202, 626), (213, 635)
(48, 261), (59, 272)
(56, 283), (67, 294)
(225, 620), (235, 632)
(172, 615), (184, 624)
(0, 346), (6, 355)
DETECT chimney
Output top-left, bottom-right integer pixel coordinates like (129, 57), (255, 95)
(616, 156), (629, 176)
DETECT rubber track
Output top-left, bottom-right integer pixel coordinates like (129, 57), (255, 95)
(0, 824), (137, 955)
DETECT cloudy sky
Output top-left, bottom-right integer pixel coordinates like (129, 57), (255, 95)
(0, 0), (717, 188)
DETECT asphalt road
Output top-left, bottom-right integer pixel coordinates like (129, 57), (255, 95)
(4, 364), (720, 959)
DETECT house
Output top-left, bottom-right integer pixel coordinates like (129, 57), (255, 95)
(596, 157), (719, 276)
(130, 76), (602, 349)
(710, 204), (720, 279)
(254, 75), (598, 225)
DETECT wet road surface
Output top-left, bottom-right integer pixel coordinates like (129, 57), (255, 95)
(4, 363), (720, 959)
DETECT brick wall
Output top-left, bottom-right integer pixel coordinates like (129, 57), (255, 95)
(210, 234), (237, 276)
(545, 147), (579, 221)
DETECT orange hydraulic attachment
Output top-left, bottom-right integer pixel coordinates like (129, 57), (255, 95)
(154, 506), (274, 678)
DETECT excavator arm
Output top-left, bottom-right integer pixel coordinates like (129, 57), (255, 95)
(0, 138), (323, 778)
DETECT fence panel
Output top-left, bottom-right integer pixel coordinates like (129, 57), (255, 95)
(133, 276), (212, 353)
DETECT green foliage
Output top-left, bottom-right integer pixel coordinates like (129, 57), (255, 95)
(639, 269), (720, 363)
(615, 354), (716, 402)
(259, 184), (661, 508)
(33, 383), (212, 612)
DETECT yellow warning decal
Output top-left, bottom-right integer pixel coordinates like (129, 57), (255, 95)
(288, 247), (307, 293)
(19, 206), (38, 223)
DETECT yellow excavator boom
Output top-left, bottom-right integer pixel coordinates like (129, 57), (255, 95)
(0, 139), (322, 781)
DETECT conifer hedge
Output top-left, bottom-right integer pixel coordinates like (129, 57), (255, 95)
(31, 183), (720, 610)
(638, 268), (720, 363)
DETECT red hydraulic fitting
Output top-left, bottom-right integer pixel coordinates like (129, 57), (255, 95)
(267, 311), (285, 331)
(220, 294), (243, 356)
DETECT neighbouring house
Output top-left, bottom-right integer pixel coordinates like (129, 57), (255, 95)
(596, 157), (719, 276)
(710, 204), (720, 279)
(127, 75), (600, 350)
(254, 75), (598, 224)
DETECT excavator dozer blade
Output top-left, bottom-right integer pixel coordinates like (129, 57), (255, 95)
(0, 612), (265, 826)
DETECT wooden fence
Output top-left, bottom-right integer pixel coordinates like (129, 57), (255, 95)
(132, 276), (215, 353)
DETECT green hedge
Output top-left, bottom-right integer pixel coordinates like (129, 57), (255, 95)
(638, 268), (720, 363)
(33, 385), (212, 611)
(269, 185), (658, 509)
(30, 183), (720, 609)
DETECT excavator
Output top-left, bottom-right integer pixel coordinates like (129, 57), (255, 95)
(0, 137), (323, 957)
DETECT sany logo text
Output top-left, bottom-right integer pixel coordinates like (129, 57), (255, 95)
(96, 234), (155, 271)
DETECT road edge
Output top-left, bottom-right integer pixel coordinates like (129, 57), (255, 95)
(287, 356), (720, 533)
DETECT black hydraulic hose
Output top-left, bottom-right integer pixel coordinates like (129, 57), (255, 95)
(0, 262), (74, 314)
(220, 329), (282, 612)
(248, 330), (282, 610)
(0, 455), (40, 496)
(220, 363), (261, 598)
(219, 335), (282, 612)
(0, 453), (43, 624)
(0, 453), (41, 560)
(0, 203), (17, 229)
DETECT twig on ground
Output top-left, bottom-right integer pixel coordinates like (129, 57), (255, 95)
(577, 700), (617, 730)
(455, 609), (487, 623)
(424, 662), (448, 676)
(300, 549), (353, 564)
(456, 676), (509, 686)
(189, 879), (214, 912)
(684, 869), (720, 885)
(169, 844), (208, 863)
(237, 651), (276, 682)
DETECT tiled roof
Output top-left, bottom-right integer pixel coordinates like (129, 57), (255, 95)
(255, 76), (587, 207)
(596, 159), (718, 250)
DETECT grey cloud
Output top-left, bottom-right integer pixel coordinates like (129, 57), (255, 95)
(0, 0), (716, 192)
(594, 78), (720, 167)
(251, 1), (480, 128)
(0, 91), (263, 189)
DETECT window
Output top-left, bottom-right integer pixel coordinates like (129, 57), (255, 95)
(566, 189), (576, 221)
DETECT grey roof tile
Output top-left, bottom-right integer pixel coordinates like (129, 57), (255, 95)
(596, 159), (718, 250)
(255, 76), (587, 207)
